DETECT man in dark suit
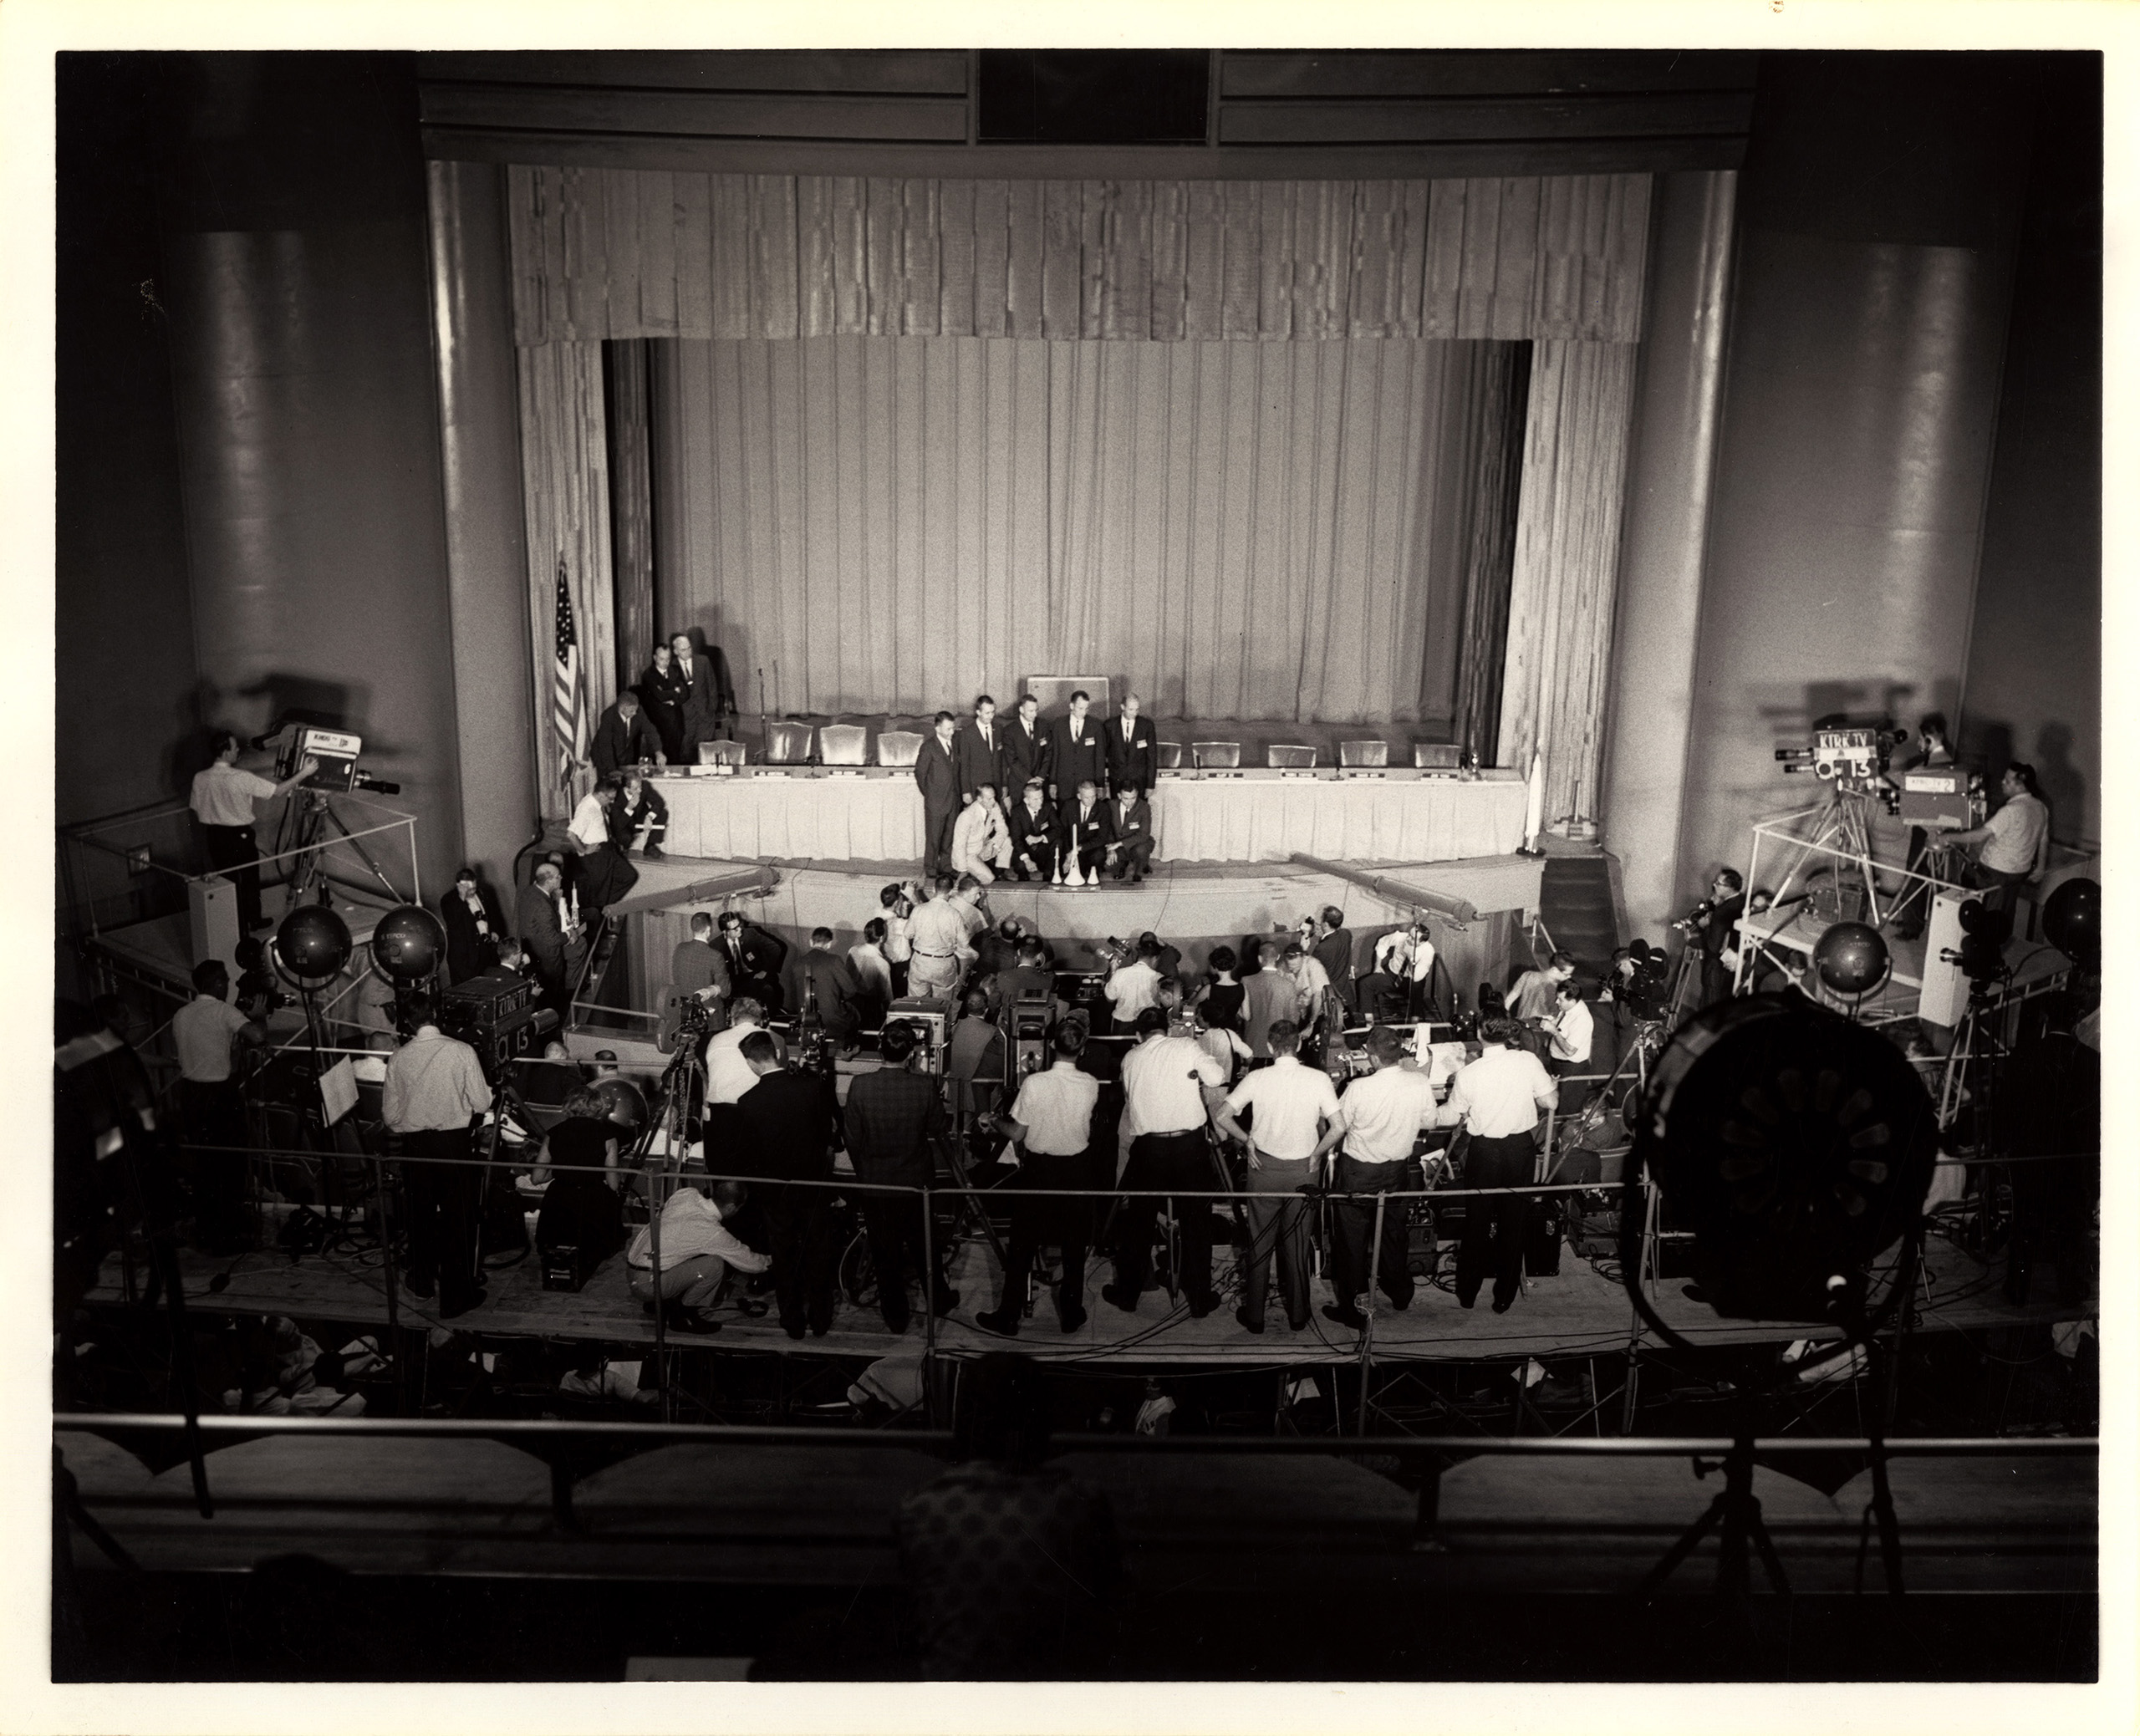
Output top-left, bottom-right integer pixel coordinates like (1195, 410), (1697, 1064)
(668, 632), (734, 757)
(670, 912), (731, 1007)
(914, 710), (962, 877)
(799, 928), (863, 1049)
(1313, 906), (1357, 1016)
(439, 866), (507, 985)
(1696, 868), (1748, 1008)
(1104, 692), (1159, 796)
(1063, 779), (1113, 885)
(609, 769), (669, 859)
(1050, 690), (1108, 801)
(716, 909), (788, 1016)
(590, 690), (665, 779)
(955, 695), (1003, 807)
(1104, 786), (1154, 883)
(517, 861), (583, 1021)
(733, 1030), (840, 1337)
(1001, 693), (1052, 799)
(840, 1021), (958, 1333)
(1007, 780), (1060, 882)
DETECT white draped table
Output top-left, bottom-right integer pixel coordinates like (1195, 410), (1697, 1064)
(649, 771), (1527, 866)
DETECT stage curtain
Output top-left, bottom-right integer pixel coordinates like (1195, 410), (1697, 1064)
(652, 334), (1510, 725)
(517, 340), (617, 819)
(507, 168), (1651, 347)
(1452, 342), (1533, 765)
(1496, 339), (1642, 825)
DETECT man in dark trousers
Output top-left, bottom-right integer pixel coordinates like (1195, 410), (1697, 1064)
(1063, 779), (1113, 885)
(188, 731), (318, 936)
(716, 909), (788, 1016)
(1104, 785), (1154, 883)
(1696, 868), (1747, 1008)
(670, 911), (731, 1006)
(732, 1030), (839, 1337)
(589, 690), (665, 778)
(517, 861), (583, 1021)
(1434, 1017), (1556, 1313)
(841, 1022), (959, 1333)
(915, 710), (962, 877)
(668, 631), (735, 755)
(1001, 693), (1053, 801)
(1050, 690), (1108, 801)
(799, 927), (863, 1051)
(439, 866), (507, 986)
(1007, 779), (1059, 882)
(955, 695), (1004, 807)
(1104, 692), (1159, 796)
(382, 990), (495, 1319)
(609, 768), (669, 859)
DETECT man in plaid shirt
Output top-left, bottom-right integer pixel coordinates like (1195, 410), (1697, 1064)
(842, 1024), (960, 1333)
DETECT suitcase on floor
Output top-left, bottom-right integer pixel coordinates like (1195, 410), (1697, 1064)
(1524, 1194), (1564, 1276)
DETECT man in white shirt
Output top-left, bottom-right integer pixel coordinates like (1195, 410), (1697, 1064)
(1508, 950), (1575, 1026)
(848, 919), (894, 1021)
(1372, 921), (1437, 1019)
(382, 990), (497, 1317)
(950, 783), (1012, 882)
(1103, 938), (1164, 1034)
(705, 996), (772, 1107)
(1947, 761), (2053, 917)
(189, 731), (318, 936)
(1214, 1021), (1340, 1333)
(1281, 941), (1332, 1049)
(1106, 1007), (1230, 1316)
(1316, 1026), (1442, 1326)
(1546, 976), (1595, 1113)
(564, 777), (639, 914)
(1437, 1017), (1557, 1313)
(905, 875), (972, 1000)
(173, 958), (265, 1250)
(978, 1024), (1105, 1336)
(626, 1177), (770, 1331)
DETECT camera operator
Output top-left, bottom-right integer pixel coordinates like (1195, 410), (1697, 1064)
(173, 959), (266, 1253)
(188, 731), (318, 937)
(1944, 761), (2051, 920)
(382, 989), (493, 1319)
(1676, 868), (1745, 1007)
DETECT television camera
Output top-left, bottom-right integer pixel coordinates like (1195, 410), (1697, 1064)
(262, 722), (400, 796)
(1774, 724), (1910, 810)
(439, 971), (560, 1083)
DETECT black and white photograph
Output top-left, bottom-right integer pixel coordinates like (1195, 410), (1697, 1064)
(23, 0), (2129, 1719)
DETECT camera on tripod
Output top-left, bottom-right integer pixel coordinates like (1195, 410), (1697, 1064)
(439, 973), (560, 1083)
(1939, 897), (2010, 1000)
(1775, 725), (1908, 811)
(262, 722), (400, 796)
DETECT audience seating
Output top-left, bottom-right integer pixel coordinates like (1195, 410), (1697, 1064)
(1338, 740), (1389, 768)
(764, 720), (816, 765)
(818, 723), (869, 766)
(1267, 744), (1318, 769)
(698, 739), (747, 767)
(1190, 741), (1241, 769)
(874, 730), (923, 768)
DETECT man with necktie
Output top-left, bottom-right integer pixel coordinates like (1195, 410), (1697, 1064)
(1104, 784), (1154, 883)
(1001, 693), (1053, 799)
(716, 909), (788, 1016)
(438, 866), (507, 985)
(914, 710), (962, 877)
(1104, 693), (1159, 797)
(1049, 690), (1108, 802)
(589, 690), (665, 779)
(1010, 779), (1060, 883)
(1062, 780), (1113, 887)
(668, 631), (734, 757)
(955, 695), (1004, 808)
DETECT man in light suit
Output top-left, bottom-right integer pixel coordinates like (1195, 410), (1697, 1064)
(1105, 692), (1159, 797)
(915, 710), (962, 877)
(955, 695), (1003, 807)
(1105, 785), (1155, 883)
(1001, 692), (1053, 799)
(1050, 690), (1108, 802)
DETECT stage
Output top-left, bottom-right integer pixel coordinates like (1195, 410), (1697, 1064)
(85, 1218), (2090, 1372)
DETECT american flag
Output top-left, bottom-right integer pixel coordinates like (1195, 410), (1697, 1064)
(553, 552), (588, 789)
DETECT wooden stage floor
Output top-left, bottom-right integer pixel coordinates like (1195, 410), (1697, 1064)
(87, 1223), (2090, 1371)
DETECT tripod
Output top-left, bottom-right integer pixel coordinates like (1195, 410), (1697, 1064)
(1638, 1423), (1791, 1603)
(1769, 787), (1890, 928)
(1663, 945), (1705, 1031)
(1937, 988), (2007, 1145)
(280, 789), (406, 909)
(636, 1026), (711, 1419)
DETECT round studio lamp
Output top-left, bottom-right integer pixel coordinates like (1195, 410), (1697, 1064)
(590, 1076), (649, 1133)
(1812, 921), (1888, 997)
(272, 904), (354, 990)
(370, 904), (448, 983)
(1621, 994), (1938, 1334)
(2040, 876), (2100, 970)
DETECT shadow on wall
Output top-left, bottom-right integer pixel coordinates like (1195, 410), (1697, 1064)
(1963, 717), (2087, 848)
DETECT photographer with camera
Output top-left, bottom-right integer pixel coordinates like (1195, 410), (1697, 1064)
(189, 731), (318, 937)
(382, 989), (493, 1319)
(1675, 868), (1746, 1008)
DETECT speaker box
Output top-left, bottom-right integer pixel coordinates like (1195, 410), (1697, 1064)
(1523, 1195), (1563, 1276)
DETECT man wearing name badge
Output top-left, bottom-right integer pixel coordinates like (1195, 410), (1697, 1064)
(1050, 690), (1108, 802)
(950, 784), (1013, 883)
(589, 689), (665, 780)
(1007, 779), (1060, 883)
(1105, 1006), (1230, 1319)
(1001, 693), (1053, 802)
(1436, 1017), (1557, 1314)
(1062, 780), (1112, 887)
(189, 731), (319, 937)
(1104, 693), (1159, 798)
(955, 695), (1004, 809)
(382, 989), (495, 1319)
(1313, 1025), (1440, 1328)
(915, 710), (962, 878)
(1213, 1019), (1340, 1336)
(172, 958), (266, 1252)
(1103, 783), (1154, 884)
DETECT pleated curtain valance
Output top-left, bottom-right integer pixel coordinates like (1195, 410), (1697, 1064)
(505, 165), (1651, 347)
